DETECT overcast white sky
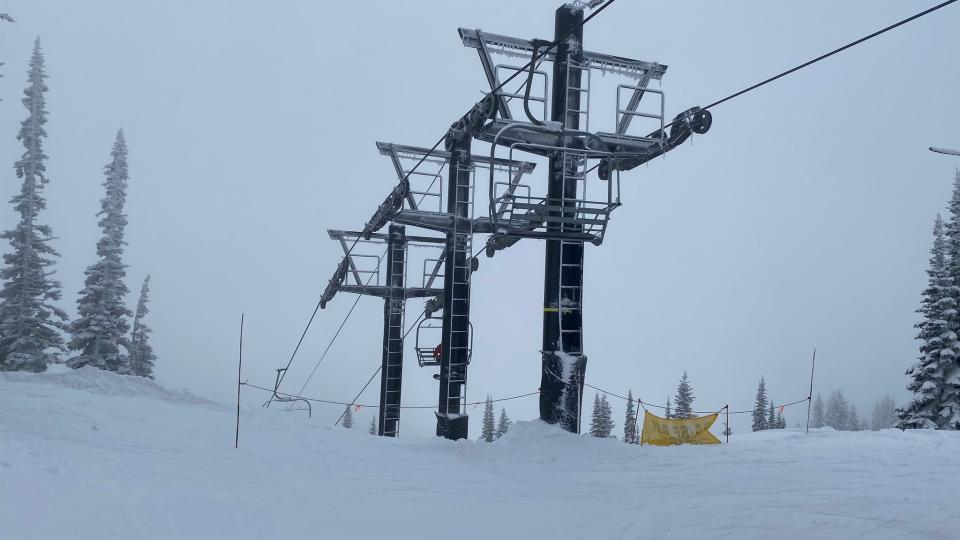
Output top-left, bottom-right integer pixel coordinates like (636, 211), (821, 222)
(2, 0), (958, 437)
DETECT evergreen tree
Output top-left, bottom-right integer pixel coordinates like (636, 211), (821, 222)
(342, 404), (353, 429)
(481, 396), (495, 442)
(939, 169), (960, 430)
(825, 390), (850, 430)
(871, 395), (897, 430)
(722, 425), (732, 437)
(125, 275), (155, 378)
(495, 408), (511, 439)
(368, 415), (376, 435)
(899, 215), (958, 429)
(623, 390), (637, 444)
(589, 393), (602, 435)
(812, 393), (826, 428)
(600, 394), (614, 437)
(752, 377), (768, 431)
(589, 394), (614, 438)
(664, 396), (672, 419)
(68, 131), (132, 372)
(673, 371), (695, 418)
(849, 404), (861, 431)
(767, 402), (776, 430)
(775, 409), (785, 429)
(0, 38), (67, 372)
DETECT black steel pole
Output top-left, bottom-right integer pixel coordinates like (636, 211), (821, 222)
(436, 135), (473, 441)
(540, 4), (586, 433)
(378, 225), (407, 437)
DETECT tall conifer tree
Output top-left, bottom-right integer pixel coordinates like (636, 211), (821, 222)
(812, 393), (826, 428)
(938, 170), (960, 429)
(126, 275), (156, 378)
(623, 390), (637, 444)
(342, 404), (353, 429)
(752, 377), (768, 431)
(899, 215), (956, 429)
(496, 408), (511, 439)
(0, 38), (67, 372)
(673, 371), (695, 418)
(481, 396), (495, 442)
(68, 131), (132, 372)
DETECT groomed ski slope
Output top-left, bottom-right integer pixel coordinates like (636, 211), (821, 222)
(2, 369), (958, 540)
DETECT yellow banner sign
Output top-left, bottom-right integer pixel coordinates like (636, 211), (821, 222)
(640, 411), (722, 446)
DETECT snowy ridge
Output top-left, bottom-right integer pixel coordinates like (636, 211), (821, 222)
(0, 366), (213, 405)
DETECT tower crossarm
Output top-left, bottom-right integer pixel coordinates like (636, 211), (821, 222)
(458, 28), (667, 81)
(319, 229), (444, 308)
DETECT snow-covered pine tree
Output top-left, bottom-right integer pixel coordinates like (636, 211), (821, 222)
(812, 393), (825, 428)
(599, 394), (614, 437)
(939, 170), (960, 430)
(0, 38), (67, 372)
(589, 393), (601, 436)
(899, 214), (957, 429)
(752, 377), (768, 431)
(767, 402), (776, 430)
(369, 416), (376, 435)
(673, 371), (695, 418)
(495, 408), (511, 439)
(623, 390), (637, 444)
(342, 405), (353, 429)
(67, 130), (133, 372)
(481, 396), (495, 442)
(126, 275), (156, 378)
(871, 395), (897, 430)
(825, 390), (850, 430)
(775, 408), (785, 429)
(664, 396), (672, 419)
(849, 404), (861, 431)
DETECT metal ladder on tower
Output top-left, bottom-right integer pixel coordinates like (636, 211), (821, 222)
(444, 164), (475, 416)
(557, 149), (586, 353)
(566, 59), (591, 132)
(382, 243), (406, 437)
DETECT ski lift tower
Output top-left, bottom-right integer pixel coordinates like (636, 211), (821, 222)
(320, 141), (535, 441)
(460, 2), (712, 432)
(319, 226), (445, 436)
(370, 142), (536, 440)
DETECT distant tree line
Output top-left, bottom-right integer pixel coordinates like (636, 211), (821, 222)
(0, 39), (156, 378)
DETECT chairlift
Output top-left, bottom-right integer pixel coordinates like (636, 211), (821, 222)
(415, 316), (473, 367)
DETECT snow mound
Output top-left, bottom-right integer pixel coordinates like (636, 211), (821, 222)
(3, 372), (960, 539)
(0, 366), (213, 405)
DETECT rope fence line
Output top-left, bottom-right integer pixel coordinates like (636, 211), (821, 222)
(242, 381), (540, 411)
(583, 381), (810, 416)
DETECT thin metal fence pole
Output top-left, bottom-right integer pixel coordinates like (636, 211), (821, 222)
(806, 348), (816, 434)
(235, 314), (244, 449)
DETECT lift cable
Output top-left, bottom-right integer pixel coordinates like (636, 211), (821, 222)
(273, 0), (620, 400)
(658, 0), (959, 135)
(287, 165), (450, 403)
(243, 380), (539, 411)
(582, 0), (959, 179)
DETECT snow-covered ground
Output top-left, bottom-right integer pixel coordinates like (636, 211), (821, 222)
(2, 369), (958, 540)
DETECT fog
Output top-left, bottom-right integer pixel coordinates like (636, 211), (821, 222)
(1, 0), (958, 436)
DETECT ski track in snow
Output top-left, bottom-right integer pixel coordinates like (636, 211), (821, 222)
(2, 368), (959, 540)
